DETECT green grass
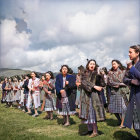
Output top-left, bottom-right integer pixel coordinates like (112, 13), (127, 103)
(0, 95), (138, 140)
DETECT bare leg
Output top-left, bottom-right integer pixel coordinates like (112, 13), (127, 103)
(50, 111), (53, 120)
(89, 123), (98, 138)
(64, 115), (70, 126)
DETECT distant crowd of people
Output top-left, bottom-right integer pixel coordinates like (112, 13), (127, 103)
(0, 45), (140, 139)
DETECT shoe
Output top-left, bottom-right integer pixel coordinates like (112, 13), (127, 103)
(43, 116), (50, 120)
(32, 113), (39, 117)
(18, 106), (21, 109)
(89, 133), (98, 138)
(22, 109), (25, 112)
(64, 123), (70, 126)
(81, 131), (93, 136)
(119, 125), (126, 129)
(27, 111), (32, 115)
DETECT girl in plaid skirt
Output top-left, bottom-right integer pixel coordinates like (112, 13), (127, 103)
(43, 71), (56, 120)
(55, 65), (76, 126)
(108, 60), (129, 128)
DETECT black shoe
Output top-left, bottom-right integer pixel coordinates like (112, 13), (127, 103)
(81, 131), (93, 136)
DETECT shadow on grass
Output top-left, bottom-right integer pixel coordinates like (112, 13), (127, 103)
(57, 116), (76, 125)
(106, 118), (120, 127)
(78, 124), (104, 136)
(113, 131), (138, 140)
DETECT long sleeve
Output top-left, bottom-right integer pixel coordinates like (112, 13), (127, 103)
(55, 75), (63, 95)
(108, 75), (120, 87)
(129, 66), (140, 80)
(81, 73), (95, 93)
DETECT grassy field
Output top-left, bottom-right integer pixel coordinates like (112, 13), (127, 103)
(0, 95), (138, 140)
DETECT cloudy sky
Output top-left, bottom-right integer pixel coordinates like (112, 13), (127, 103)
(0, 0), (140, 72)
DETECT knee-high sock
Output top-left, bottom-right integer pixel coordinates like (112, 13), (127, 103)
(87, 124), (93, 131)
(114, 113), (121, 124)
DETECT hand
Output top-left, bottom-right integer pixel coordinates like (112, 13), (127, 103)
(127, 62), (132, 69)
(48, 91), (51, 95)
(60, 89), (65, 94)
(65, 81), (69, 85)
(113, 85), (119, 88)
(131, 79), (140, 86)
(94, 86), (103, 91)
(31, 88), (35, 92)
(119, 83), (126, 86)
(76, 82), (81, 87)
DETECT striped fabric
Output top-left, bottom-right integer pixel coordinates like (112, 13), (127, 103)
(108, 94), (127, 113)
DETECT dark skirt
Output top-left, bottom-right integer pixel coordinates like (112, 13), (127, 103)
(133, 99), (140, 130)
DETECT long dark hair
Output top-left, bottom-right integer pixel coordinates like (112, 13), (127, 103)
(86, 59), (99, 71)
(60, 65), (69, 73)
(111, 60), (125, 71)
(46, 71), (54, 79)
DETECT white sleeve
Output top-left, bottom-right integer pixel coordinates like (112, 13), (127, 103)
(28, 79), (32, 89)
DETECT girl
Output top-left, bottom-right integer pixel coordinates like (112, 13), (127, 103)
(80, 59), (105, 137)
(108, 60), (129, 128)
(55, 65), (76, 126)
(123, 45), (140, 139)
(28, 72), (40, 117)
(5, 78), (14, 107)
(43, 71), (56, 120)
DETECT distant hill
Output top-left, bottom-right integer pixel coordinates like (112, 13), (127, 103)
(0, 68), (32, 78)
(0, 68), (59, 80)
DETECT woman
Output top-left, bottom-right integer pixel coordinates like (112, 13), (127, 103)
(123, 45), (140, 139)
(43, 71), (56, 120)
(80, 59), (105, 137)
(108, 60), (129, 128)
(55, 65), (76, 126)
(13, 78), (21, 108)
(40, 75), (46, 105)
(28, 72), (41, 117)
(5, 78), (14, 107)
(76, 65), (85, 109)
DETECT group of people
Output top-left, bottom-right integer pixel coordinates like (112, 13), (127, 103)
(0, 45), (140, 139)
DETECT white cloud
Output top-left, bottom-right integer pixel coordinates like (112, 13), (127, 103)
(0, 0), (139, 73)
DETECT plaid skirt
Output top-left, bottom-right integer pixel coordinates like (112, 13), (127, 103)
(45, 94), (56, 111)
(13, 90), (21, 101)
(6, 91), (14, 102)
(108, 94), (127, 114)
(57, 97), (76, 116)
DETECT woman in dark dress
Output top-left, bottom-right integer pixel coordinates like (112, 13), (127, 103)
(80, 59), (105, 138)
(123, 45), (140, 139)
(55, 65), (76, 126)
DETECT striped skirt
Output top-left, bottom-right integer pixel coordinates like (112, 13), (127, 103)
(45, 94), (56, 111)
(108, 94), (127, 114)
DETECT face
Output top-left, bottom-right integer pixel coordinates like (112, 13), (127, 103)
(112, 61), (119, 70)
(45, 73), (51, 80)
(62, 66), (68, 75)
(41, 76), (45, 81)
(9, 79), (11, 82)
(88, 61), (96, 71)
(25, 76), (29, 80)
(129, 48), (139, 60)
(31, 72), (36, 79)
